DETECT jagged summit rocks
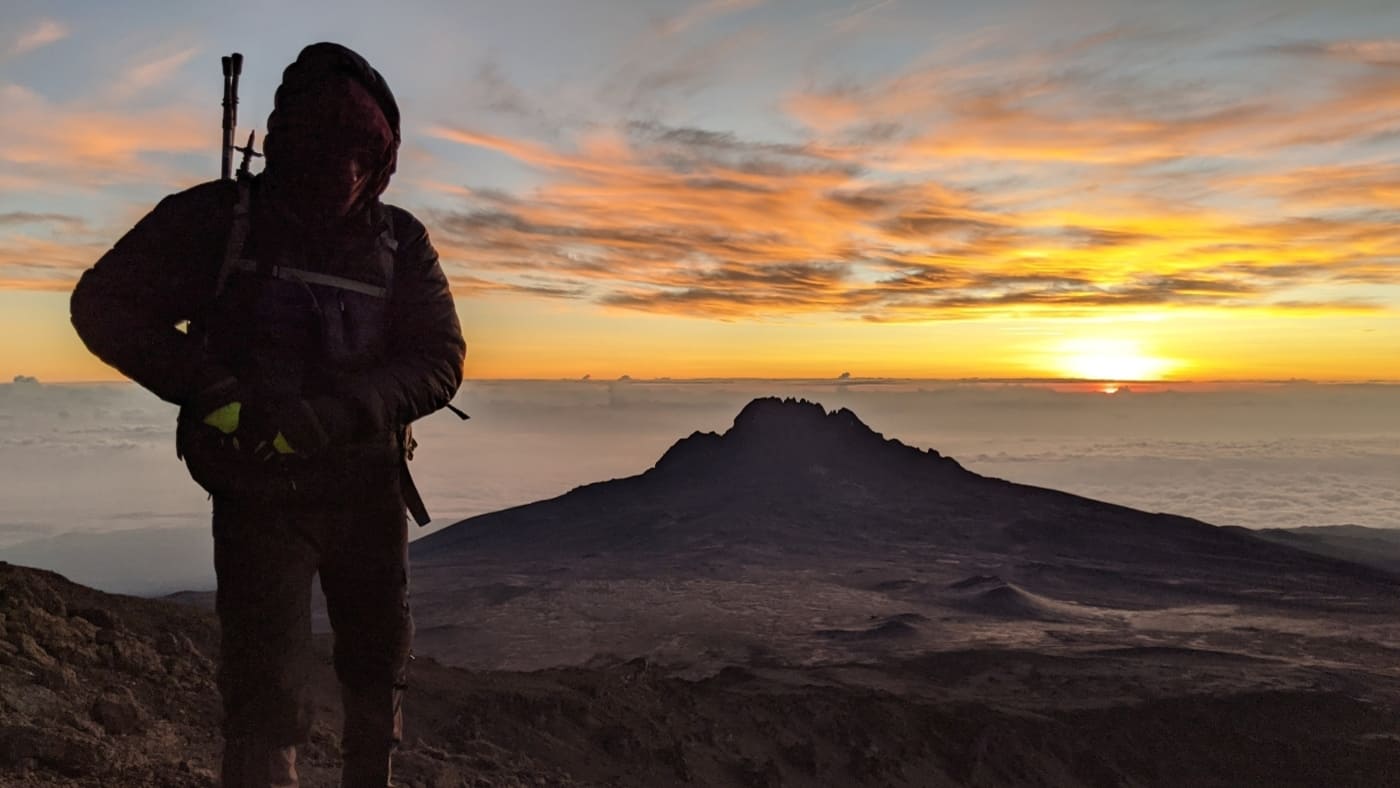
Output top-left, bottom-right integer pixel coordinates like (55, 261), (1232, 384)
(651, 396), (961, 484)
(727, 397), (880, 445)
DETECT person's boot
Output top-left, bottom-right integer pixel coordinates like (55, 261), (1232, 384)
(339, 683), (403, 788)
(221, 737), (299, 788)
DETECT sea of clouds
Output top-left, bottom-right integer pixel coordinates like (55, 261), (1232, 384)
(1, 377), (1397, 594)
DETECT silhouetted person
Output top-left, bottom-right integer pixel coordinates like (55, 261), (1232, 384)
(70, 42), (465, 787)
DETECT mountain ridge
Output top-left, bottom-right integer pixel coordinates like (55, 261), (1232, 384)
(413, 397), (1396, 598)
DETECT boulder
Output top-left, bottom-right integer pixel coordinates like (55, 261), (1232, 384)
(91, 687), (147, 736)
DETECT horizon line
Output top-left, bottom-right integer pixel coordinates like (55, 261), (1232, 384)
(18, 376), (1400, 387)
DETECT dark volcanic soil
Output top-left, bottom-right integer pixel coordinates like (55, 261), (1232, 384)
(6, 561), (1400, 787)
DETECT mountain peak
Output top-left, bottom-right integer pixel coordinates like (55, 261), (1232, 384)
(730, 396), (870, 441)
(650, 397), (959, 482)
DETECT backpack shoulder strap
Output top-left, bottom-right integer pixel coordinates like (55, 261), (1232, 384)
(376, 206), (399, 300)
(212, 177), (253, 302)
(191, 178), (250, 348)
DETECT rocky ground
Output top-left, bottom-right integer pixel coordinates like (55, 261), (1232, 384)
(6, 560), (1400, 787)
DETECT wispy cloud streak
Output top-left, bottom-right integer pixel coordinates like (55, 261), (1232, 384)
(657, 0), (765, 36)
(9, 19), (69, 57)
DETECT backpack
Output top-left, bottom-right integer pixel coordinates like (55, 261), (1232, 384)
(181, 176), (433, 525)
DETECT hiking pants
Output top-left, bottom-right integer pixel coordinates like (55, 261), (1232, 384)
(212, 475), (412, 777)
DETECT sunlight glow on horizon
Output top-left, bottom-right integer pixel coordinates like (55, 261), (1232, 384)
(1053, 338), (1182, 382)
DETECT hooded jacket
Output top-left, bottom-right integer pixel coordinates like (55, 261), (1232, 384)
(70, 43), (465, 489)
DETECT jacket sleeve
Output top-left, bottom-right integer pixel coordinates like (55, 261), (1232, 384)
(69, 181), (234, 406)
(339, 209), (466, 432)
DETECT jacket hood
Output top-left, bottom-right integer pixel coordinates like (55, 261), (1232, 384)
(262, 42), (401, 224)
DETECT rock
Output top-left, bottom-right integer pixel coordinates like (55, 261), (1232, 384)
(104, 639), (164, 676)
(1, 575), (67, 618)
(38, 664), (79, 692)
(48, 639), (100, 668)
(22, 612), (96, 666)
(15, 633), (55, 669)
(0, 724), (111, 777)
(64, 614), (98, 640)
(155, 630), (196, 656)
(6, 606), (66, 642)
(95, 627), (118, 645)
(63, 712), (103, 739)
(91, 687), (147, 735)
(70, 607), (119, 630)
(178, 759), (219, 782)
(0, 683), (61, 718)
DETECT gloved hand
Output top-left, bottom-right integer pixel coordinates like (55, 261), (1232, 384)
(184, 378), (357, 459)
(239, 395), (358, 460)
(186, 377), (248, 438)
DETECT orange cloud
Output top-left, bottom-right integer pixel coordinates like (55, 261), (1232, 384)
(9, 19), (69, 57)
(106, 46), (201, 102)
(0, 37), (209, 197)
(1271, 38), (1400, 67)
(416, 27), (1400, 322)
(1231, 163), (1400, 210)
(787, 33), (1400, 169)
(425, 114), (1399, 322)
(0, 232), (106, 292)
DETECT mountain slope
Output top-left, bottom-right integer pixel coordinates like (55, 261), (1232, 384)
(1255, 524), (1400, 574)
(414, 397), (1395, 603)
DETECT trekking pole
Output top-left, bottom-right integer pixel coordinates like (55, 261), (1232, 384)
(220, 53), (242, 181)
(234, 130), (262, 181)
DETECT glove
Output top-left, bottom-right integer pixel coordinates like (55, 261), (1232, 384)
(239, 395), (358, 460)
(184, 376), (248, 439)
(176, 377), (250, 474)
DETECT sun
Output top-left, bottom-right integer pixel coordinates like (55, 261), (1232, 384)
(1054, 338), (1179, 381)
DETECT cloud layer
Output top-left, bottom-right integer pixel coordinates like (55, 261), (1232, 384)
(413, 18), (1400, 323)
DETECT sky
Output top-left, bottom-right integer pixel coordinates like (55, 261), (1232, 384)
(2, 0), (1399, 382)
(2, 378), (1397, 594)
